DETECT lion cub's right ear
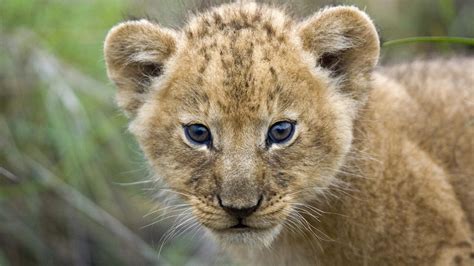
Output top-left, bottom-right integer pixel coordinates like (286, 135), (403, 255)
(104, 20), (177, 116)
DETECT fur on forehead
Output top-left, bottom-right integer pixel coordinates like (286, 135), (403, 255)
(156, 3), (312, 120)
(105, 1), (379, 120)
(183, 2), (293, 41)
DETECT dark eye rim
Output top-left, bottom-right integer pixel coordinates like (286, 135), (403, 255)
(183, 123), (212, 146)
(267, 120), (296, 145)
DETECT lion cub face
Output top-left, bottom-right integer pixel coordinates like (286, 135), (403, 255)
(104, 3), (379, 247)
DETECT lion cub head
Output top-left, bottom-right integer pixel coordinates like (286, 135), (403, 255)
(104, 2), (379, 247)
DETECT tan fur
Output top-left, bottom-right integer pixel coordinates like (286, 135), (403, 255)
(104, 2), (474, 265)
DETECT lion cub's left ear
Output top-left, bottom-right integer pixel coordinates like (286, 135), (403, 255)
(104, 20), (177, 117)
(298, 6), (380, 99)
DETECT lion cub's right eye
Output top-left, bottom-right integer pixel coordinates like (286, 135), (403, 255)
(267, 121), (296, 145)
(184, 124), (212, 146)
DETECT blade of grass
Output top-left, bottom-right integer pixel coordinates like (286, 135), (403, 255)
(24, 158), (166, 266)
(0, 167), (20, 183)
(0, 207), (52, 264)
(383, 36), (474, 47)
(0, 251), (10, 266)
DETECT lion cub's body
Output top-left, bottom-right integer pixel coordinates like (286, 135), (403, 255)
(248, 59), (474, 265)
(104, 2), (473, 265)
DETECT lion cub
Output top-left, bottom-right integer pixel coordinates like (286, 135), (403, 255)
(104, 2), (473, 265)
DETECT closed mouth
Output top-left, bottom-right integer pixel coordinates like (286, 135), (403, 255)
(230, 222), (249, 229)
(223, 222), (271, 233)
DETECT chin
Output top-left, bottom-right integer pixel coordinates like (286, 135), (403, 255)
(207, 225), (283, 249)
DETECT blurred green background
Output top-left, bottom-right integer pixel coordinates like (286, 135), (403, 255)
(0, 0), (473, 265)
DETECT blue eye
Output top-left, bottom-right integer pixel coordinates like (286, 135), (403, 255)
(184, 124), (211, 145)
(267, 121), (295, 144)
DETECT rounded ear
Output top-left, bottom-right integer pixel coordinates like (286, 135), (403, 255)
(298, 6), (380, 99)
(104, 20), (177, 116)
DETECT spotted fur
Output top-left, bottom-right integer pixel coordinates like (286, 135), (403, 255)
(104, 2), (473, 265)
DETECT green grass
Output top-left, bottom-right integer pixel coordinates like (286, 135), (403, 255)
(0, 0), (185, 264)
(383, 36), (474, 47)
(0, 0), (127, 80)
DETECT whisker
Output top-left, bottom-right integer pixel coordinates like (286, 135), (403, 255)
(157, 188), (196, 199)
(143, 203), (191, 218)
(157, 211), (194, 258)
(112, 179), (155, 186)
(158, 213), (196, 255)
(141, 207), (193, 229)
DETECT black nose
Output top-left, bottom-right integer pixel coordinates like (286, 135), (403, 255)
(218, 196), (263, 219)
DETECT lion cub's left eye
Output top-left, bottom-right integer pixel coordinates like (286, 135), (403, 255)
(184, 124), (211, 146)
(267, 121), (296, 145)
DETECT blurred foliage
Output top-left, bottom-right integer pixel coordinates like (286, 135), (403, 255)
(0, 0), (472, 265)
